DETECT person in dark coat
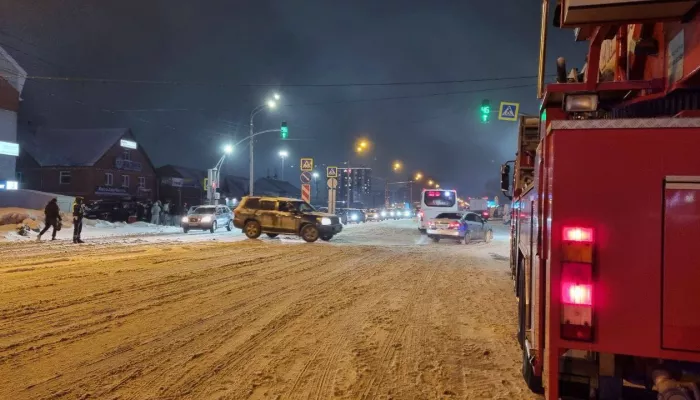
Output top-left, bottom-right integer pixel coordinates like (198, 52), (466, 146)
(73, 197), (86, 244)
(37, 198), (61, 241)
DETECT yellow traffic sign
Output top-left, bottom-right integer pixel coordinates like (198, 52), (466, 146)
(300, 158), (314, 172)
(498, 102), (520, 121)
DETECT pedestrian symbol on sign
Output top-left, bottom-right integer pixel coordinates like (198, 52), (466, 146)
(498, 102), (520, 121)
(300, 158), (314, 172)
(327, 166), (338, 178)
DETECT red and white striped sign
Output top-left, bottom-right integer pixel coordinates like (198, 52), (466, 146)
(301, 183), (311, 203)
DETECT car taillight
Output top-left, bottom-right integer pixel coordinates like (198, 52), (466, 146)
(448, 221), (460, 229)
(560, 226), (594, 342)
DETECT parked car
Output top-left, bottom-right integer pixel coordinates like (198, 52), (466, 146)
(181, 205), (233, 233)
(233, 196), (343, 242)
(427, 211), (493, 244)
(84, 200), (133, 222)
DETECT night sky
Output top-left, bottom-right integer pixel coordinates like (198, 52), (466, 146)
(0, 0), (585, 198)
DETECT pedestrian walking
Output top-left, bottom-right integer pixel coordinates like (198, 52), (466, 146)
(150, 201), (161, 225)
(72, 197), (85, 244)
(37, 198), (62, 241)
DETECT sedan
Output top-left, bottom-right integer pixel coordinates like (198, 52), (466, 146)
(427, 212), (493, 244)
(181, 205), (233, 233)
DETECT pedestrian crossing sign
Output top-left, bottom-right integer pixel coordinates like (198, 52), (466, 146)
(300, 158), (314, 172)
(498, 102), (520, 121)
(327, 166), (338, 178)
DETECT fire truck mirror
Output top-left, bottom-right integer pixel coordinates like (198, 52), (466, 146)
(500, 164), (511, 192)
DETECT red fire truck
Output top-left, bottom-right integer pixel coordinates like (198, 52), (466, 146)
(501, 1), (700, 399)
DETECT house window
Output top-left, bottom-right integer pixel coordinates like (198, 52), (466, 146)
(138, 177), (146, 188)
(105, 173), (113, 186)
(122, 175), (129, 188)
(59, 171), (71, 185)
(123, 151), (131, 161)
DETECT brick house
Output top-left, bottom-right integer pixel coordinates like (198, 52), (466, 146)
(17, 128), (157, 201)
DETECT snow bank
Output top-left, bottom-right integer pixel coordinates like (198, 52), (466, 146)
(1, 207), (182, 242)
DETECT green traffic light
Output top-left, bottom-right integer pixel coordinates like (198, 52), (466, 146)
(280, 122), (288, 139)
(481, 114), (489, 123)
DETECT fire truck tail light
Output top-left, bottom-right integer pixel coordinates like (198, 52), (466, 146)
(562, 282), (592, 306)
(563, 226), (594, 242)
(560, 262), (593, 341)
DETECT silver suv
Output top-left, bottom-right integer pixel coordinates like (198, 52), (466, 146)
(181, 205), (233, 233)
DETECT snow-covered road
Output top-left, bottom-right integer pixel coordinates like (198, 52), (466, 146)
(0, 219), (537, 399)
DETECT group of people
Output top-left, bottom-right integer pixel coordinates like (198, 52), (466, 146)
(37, 197), (85, 243)
(146, 200), (182, 226)
(36, 197), (191, 243)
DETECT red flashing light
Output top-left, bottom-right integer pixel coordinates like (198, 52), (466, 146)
(562, 282), (592, 306)
(563, 226), (593, 243)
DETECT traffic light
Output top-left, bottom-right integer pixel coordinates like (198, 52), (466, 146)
(480, 99), (491, 123)
(280, 121), (288, 139)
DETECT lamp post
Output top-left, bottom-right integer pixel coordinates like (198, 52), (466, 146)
(208, 144), (233, 205)
(312, 171), (319, 203)
(249, 93), (280, 196)
(278, 150), (288, 180)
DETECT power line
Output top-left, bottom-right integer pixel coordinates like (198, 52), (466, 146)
(0, 68), (544, 88)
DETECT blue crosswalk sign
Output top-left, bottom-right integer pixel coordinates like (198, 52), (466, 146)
(498, 102), (520, 121)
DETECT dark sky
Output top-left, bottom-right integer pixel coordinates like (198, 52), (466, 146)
(0, 0), (585, 198)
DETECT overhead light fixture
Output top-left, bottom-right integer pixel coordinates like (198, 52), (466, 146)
(565, 94), (599, 112)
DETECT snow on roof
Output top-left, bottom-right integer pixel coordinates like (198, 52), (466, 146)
(21, 128), (130, 167)
(0, 45), (27, 94)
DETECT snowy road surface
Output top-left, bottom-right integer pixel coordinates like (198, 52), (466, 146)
(0, 220), (538, 399)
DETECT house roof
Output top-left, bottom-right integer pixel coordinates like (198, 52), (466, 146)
(221, 175), (249, 198)
(20, 128), (131, 167)
(253, 177), (300, 197)
(0, 45), (27, 94)
(160, 165), (206, 181)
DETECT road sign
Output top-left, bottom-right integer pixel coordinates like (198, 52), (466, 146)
(327, 177), (338, 189)
(327, 166), (338, 178)
(300, 158), (314, 172)
(301, 183), (311, 203)
(300, 172), (311, 184)
(498, 102), (520, 121)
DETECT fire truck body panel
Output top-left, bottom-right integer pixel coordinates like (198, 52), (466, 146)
(541, 118), (700, 360)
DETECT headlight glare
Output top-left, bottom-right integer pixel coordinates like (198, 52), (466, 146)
(321, 217), (331, 225)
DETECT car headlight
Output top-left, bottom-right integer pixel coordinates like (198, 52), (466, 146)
(181, 216), (188, 223)
(381, 211), (387, 217)
(404, 211), (410, 217)
(202, 216), (212, 223)
(321, 217), (331, 225)
(351, 214), (358, 220)
(390, 211), (395, 216)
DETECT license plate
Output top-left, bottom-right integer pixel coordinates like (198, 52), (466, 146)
(190, 218), (197, 222)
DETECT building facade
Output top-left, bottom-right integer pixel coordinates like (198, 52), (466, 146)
(338, 167), (372, 207)
(17, 128), (156, 201)
(0, 45), (26, 186)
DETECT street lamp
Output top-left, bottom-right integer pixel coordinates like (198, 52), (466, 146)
(249, 93), (281, 195)
(209, 144), (234, 205)
(428, 179), (434, 186)
(393, 161), (403, 172)
(414, 172), (423, 181)
(435, 184), (440, 188)
(278, 150), (289, 180)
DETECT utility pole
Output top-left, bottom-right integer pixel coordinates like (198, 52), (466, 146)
(249, 112), (255, 195)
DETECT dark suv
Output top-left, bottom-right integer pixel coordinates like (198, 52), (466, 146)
(233, 196), (343, 242)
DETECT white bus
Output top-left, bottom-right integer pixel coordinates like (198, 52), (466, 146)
(418, 189), (458, 233)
